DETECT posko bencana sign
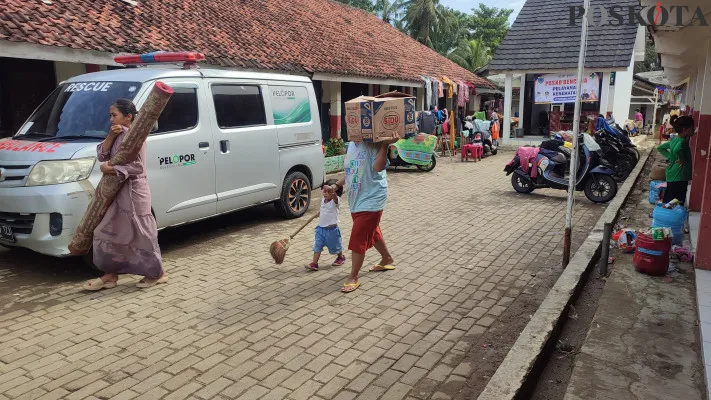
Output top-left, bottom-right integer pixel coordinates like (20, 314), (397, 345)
(534, 73), (601, 104)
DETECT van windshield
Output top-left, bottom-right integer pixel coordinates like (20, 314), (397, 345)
(14, 81), (142, 142)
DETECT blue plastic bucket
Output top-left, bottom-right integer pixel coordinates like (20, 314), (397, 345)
(652, 204), (688, 246)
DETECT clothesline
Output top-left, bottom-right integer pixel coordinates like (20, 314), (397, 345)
(420, 75), (478, 110)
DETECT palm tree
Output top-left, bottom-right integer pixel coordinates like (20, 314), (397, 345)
(402, 0), (453, 46)
(375, 0), (404, 24)
(448, 39), (491, 72)
(428, 5), (462, 55)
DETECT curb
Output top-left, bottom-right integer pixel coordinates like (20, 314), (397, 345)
(477, 137), (654, 400)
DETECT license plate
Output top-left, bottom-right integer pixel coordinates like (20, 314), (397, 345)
(0, 224), (15, 243)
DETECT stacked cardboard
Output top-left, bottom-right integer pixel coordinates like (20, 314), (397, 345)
(345, 92), (416, 142)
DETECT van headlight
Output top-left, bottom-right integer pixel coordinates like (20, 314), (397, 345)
(26, 158), (96, 186)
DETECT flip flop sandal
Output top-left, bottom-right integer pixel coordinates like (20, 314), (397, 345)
(369, 264), (396, 272)
(341, 282), (361, 293)
(136, 276), (168, 288)
(83, 278), (117, 291)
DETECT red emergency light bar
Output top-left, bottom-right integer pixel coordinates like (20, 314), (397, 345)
(114, 51), (206, 66)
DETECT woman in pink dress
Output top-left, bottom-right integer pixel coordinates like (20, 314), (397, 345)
(84, 99), (166, 291)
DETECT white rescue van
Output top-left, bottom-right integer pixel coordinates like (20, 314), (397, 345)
(0, 52), (324, 259)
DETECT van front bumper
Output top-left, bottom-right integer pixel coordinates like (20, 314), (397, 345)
(0, 182), (92, 257)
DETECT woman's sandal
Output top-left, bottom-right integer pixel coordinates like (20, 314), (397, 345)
(83, 278), (117, 291)
(136, 275), (168, 288)
(341, 282), (361, 293)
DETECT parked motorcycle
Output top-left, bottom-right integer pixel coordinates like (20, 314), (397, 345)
(388, 133), (437, 172)
(601, 117), (641, 161)
(593, 130), (635, 182)
(504, 134), (618, 203)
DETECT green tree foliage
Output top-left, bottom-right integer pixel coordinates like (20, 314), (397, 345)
(334, 0), (513, 74)
(468, 4), (513, 54)
(448, 39), (491, 72)
(335, 0), (375, 12)
(635, 39), (662, 74)
(374, 0), (405, 24)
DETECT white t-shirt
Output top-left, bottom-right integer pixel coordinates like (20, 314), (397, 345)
(319, 197), (340, 227)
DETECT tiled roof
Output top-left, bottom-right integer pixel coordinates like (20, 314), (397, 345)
(1, 0), (495, 88)
(490, 0), (639, 72)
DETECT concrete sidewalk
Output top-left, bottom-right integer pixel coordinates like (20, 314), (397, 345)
(564, 180), (706, 400)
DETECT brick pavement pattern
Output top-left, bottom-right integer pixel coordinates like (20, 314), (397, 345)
(0, 154), (602, 399)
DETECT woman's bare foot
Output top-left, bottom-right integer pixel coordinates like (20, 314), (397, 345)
(137, 272), (167, 288)
(379, 256), (394, 266)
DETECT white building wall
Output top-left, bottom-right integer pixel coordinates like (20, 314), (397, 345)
(54, 62), (85, 83)
(612, 57), (635, 123)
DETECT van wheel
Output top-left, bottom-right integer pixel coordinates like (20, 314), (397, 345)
(276, 171), (311, 219)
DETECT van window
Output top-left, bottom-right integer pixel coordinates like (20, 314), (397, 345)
(14, 81), (141, 141)
(153, 87), (199, 134)
(212, 85), (266, 128)
(270, 86), (311, 125)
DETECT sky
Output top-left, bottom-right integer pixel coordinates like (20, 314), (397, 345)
(439, 0), (525, 23)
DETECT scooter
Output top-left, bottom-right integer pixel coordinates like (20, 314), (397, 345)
(600, 117), (641, 162)
(504, 134), (618, 203)
(593, 129), (635, 182)
(388, 133), (437, 172)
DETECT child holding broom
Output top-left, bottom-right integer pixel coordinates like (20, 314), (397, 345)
(306, 179), (346, 271)
(329, 134), (400, 293)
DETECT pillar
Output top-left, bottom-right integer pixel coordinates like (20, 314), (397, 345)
(368, 84), (374, 96)
(380, 85), (390, 96)
(416, 86), (424, 110)
(690, 41), (710, 212)
(599, 72), (611, 117)
(329, 81), (342, 139)
(503, 73), (513, 142)
(612, 58), (635, 122)
(518, 74), (526, 134)
(696, 39), (711, 270)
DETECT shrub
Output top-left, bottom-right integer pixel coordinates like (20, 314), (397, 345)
(325, 138), (346, 157)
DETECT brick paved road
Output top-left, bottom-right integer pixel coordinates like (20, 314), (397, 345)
(0, 153), (603, 400)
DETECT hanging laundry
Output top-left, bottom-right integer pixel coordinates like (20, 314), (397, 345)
(421, 76), (432, 109)
(434, 78), (444, 98)
(441, 76), (454, 98)
(431, 79), (440, 106)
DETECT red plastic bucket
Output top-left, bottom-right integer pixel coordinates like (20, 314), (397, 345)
(633, 232), (671, 276)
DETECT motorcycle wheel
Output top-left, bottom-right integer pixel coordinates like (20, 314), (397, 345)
(630, 147), (641, 161)
(491, 148), (498, 155)
(416, 155), (436, 172)
(584, 174), (617, 203)
(612, 158), (633, 182)
(511, 173), (534, 194)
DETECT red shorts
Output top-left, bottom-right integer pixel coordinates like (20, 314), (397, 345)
(349, 211), (384, 254)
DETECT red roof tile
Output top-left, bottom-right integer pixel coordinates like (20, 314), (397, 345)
(1, 0), (495, 88)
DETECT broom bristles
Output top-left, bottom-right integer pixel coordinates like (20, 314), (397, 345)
(270, 238), (291, 264)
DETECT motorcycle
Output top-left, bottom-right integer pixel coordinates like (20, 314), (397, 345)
(388, 133), (437, 172)
(592, 130), (635, 182)
(504, 134), (618, 203)
(601, 117), (641, 162)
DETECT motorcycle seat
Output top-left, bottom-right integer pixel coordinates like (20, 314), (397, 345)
(552, 153), (567, 164)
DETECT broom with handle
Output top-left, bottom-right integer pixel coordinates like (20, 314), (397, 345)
(270, 212), (320, 264)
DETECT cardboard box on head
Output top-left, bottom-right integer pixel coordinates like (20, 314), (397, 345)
(345, 91), (416, 142)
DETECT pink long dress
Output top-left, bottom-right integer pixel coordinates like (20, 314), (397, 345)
(93, 127), (163, 279)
